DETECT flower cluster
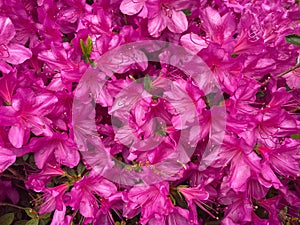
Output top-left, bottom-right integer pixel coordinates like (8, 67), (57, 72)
(0, 0), (299, 225)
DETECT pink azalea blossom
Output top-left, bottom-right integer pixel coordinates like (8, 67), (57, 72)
(0, 179), (19, 204)
(178, 185), (211, 222)
(0, 146), (16, 173)
(39, 184), (68, 215)
(258, 138), (300, 178)
(0, 88), (58, 148)
(123, 182), (173, 224)
(146, 0), (189, 37)
(148, 207), (197, 225)
(69, 172), (117, 218)
(30, 132), (80, 169)
(200, 7), (236, 45)
(26, 164), (65, 192)
(0, 0), (299, 224)
(0, 17), (32, 73)
(120, 0), (147, 18)
(0, 69), (17, 105)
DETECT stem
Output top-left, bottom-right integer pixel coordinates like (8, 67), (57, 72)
(276, 63), (300, 78)
(204, 222), (221, 225)
(0, 202), (26, 210)
(0, 173), (24, 181)
(7, 168), (26, 181)
(123, 14), (128, 25)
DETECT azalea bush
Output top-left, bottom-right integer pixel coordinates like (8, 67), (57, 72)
(0, 0), (300, 224)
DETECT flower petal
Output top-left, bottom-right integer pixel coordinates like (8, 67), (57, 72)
(120, 0), (145, 15)
(0, 146), (16, 173)
(148, 12), (167, 37)
(0, 17), (15, 45)
(167, 10), (188, 33)
(8, 124), (25, 148)
(6, 43), (32, 64)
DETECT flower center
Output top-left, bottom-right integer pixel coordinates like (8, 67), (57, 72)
(161, 4), (173, 18)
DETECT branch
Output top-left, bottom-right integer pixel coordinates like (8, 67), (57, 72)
(7, 168), (26, 181)
(276, 63), (300, 78)
(0, 173), (24, 181)
(0, 202), (26, 210)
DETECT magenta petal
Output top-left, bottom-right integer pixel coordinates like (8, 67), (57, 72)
(92, 179), (117, 198)
(50, 205), (66, 225)
(0, 179), (19, 204)
(120, 0), (145, 15)
(79, 197), (96, 218)
(259, 163), (281, 189)
(54, 134), (80, 168)
(8, 124), (25, 148)
(34, 144), (54, 169)
(167, 10), (188, 33)
(0, 146), (16, 173)
(148, 13), (167, 37)
(33, 93), (58, 115)
(5, 43), (32, 64)
(0, 60), (12, 73)
(181, 33), (208, 54)
(229, 155), (251, 192)
(0, 17), (15, 45)
(5, 183), (19, 204)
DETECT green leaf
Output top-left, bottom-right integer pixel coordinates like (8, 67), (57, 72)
(25, 219), (39, 225)
(4, 101), (11, 106)
(62, 36), (69, 42)
(285, 34), (300, 46)
(80, 36), (95, 65)
(143, 75), (152, 92)
(86, 36), (93, 56)
(291, 134), (300, 140)
(231, 53), (239, 58)
(65, 167), (76, 176)
(182, 9), (191, 16)
(40, 212), (51, 219)
(80, 36), (93, 58)
(22, 154), (29, 161)
(39, 219), (46, 225)
(80, 39), (87, 56)
(0, 213), (14, 225)
(77, 162), (86, 175)
(14, 221), (28, 225)
(25, 208), (37, 219)
(29, 155), (35, 164)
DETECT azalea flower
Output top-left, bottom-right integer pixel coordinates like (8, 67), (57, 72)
(26, 164), (65, 192)
(30, 132), (80, 169)
(120, 0), (147, 18)
(146, 0), (189, 37)
(39, 184), (68, 215)
(0, 69), (17, 105)
(0, 146), (16, 173)
(123, 182), (173, 224)
(0, 179), (19, 204)
(0, 0), (299, 224)
(0, 17), (32, 73)
(200, 7), (235, 45)
(0, 88), (58, 148)
(69, 172), (117, 218)
(178, 185), (211, 222)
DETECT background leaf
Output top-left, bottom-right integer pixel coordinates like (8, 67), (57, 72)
(0, 213), (14, 225)
(25, 219), (39, 225)
(285, 34), (300, 46)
